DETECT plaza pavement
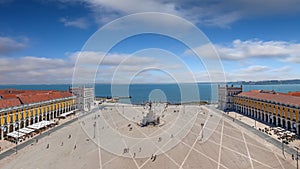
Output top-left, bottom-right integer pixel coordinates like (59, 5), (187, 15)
(0, 103), (296, 169)
(226, 110), (299, 156)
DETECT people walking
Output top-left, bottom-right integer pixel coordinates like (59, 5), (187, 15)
(151, 154), (156, 162)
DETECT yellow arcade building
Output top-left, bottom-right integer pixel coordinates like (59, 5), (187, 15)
(233, 90), (300, 136)
(0, 89), (76, 140)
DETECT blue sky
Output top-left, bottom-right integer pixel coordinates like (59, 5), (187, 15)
(0, 0), (300, 84)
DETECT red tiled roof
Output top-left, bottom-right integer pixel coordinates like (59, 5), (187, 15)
(237, 90), (300, 107)
(0, 89), (73, 107)
(250, 90), (261, 93)
(47, 91), (71, 99)
(0, 89), (53, 95)
(18, 92), (73, 104)
(18, 94), (52, 104)
(0, 98), (21, 109)
(288, 92), (300, 97)
(0, 93), (18, 99)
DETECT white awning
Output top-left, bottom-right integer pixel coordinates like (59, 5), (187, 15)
(275, 128), (285, 132)
(59, 111), (74, 118)
(18, 127), (35, 134)
(7, 131), (26, 138)
(27, 120), (55, 130)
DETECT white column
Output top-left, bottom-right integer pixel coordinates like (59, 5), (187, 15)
(0, 128), (3, 140)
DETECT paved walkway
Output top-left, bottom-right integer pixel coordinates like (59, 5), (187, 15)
(228, 111), (300, 146)
(0, 104), (295, 169)
(0, 106), (103, 161)
(0, 117), (78, 160)
(208, 106), (298, 156)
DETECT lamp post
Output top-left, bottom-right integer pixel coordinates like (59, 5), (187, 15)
(93, 121), (96, 139)
(282, 138), (284, 155)
(282, 136), (286, 157)
(295, 146), (299, 169)
(1, 126), (7, 143)
(3, 126), (7, 137)
(200, 123), (204, 140)
(15, 123), (19, 154)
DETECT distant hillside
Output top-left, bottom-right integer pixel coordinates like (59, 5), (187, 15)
(230, 79), (300, 85)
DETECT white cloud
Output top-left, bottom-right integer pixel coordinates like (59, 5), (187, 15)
(200, 12), (241, 28)
(185, 39), (300, 62)
(0, 56), (74, 84)
(270, 66), (292, 73)
(182, 0), (300, 26)
(223, 65), (297, 82)
(0, 36), (27, 54)
(71, 51), (186, 84)
(240, 65), (269, 73)
(281, 56), (300, 63)
(0, 51), (186, 84)
(60, 17), (89, 29)
(0, 56), (66, 73)
(1, 48), (298, 84)
(69, 51), (158, 66)
(183, 43), (219, 59)
(58, 0), (300, 27)
(219, 40), (300, 61)
(88, 0), (178, 14)
(80, 0), (181, 24)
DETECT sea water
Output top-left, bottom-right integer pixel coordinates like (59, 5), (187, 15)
(0, 84), (299, 104)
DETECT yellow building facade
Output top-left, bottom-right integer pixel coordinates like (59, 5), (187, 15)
(233, 90), (300, 135)
(0, 90), (76, 140)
